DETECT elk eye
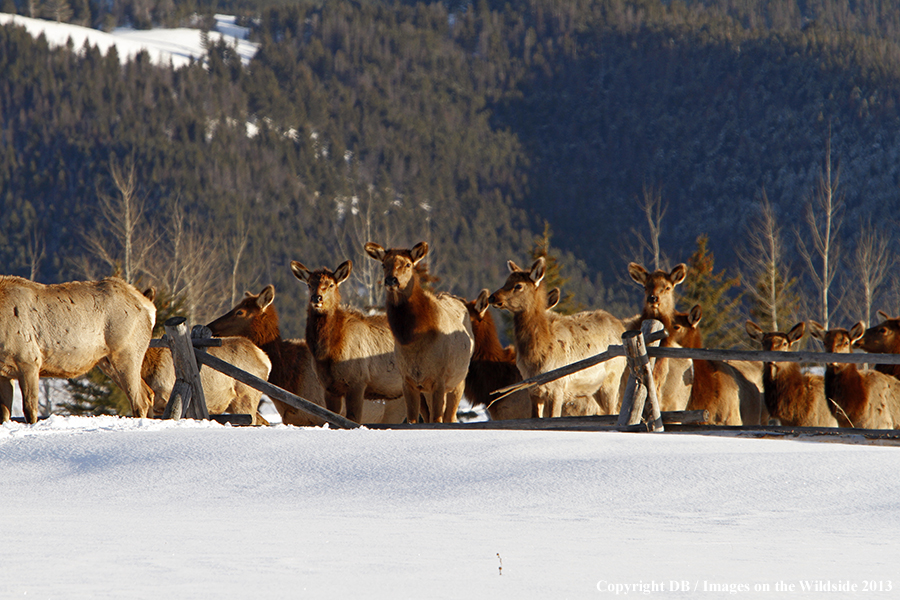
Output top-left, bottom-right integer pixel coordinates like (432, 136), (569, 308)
(514, 283), (523, 292)
(235, 309), (245, 317)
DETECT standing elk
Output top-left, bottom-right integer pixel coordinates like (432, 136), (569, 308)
(364, 241), (474, 423)
(207, 285), (405, 425)
(809, 321), (900, 429)
(290, 259), (404, 424)
(854, 311), (900, 380)
(0, 276), (156, 423)
(488, 257), (627, 418)
(745, 321), (837, 427)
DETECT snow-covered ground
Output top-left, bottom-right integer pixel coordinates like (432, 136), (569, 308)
(2, 415), (898, 599)
(0, 13), (258, 67)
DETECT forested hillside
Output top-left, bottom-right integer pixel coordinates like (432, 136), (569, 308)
(3, 0), (900, 342)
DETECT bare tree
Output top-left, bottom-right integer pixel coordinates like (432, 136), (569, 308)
(85, 157), (156, 285)
(224, 216), (251, 307)
(740, 190), (800, 331)
(796, 132), (844, 330)
(634, 184), (666, 270)
(26, 224), (45, 281)
(844, 219), (893, 327)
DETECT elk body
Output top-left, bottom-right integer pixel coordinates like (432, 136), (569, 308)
(809, 321), (900, 429)
(745, 321), (837, 427)
(489, 257), (627, 418)
(208, 286), (404, 425)
(291, 260), (404, 424)
(142, 338), (272, 424)
(462, 289), (531, 420)
(854, 312), (900, 381)
(0, 276), (156, 423)
(365, 242), (475, 423)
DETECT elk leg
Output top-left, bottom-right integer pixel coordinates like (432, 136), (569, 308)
(443, 379), (465, 423)
(323, 392), (343, 416)
(431, 380), (447, 423)
(0, 377), (13, 423)
(549, 394), (563, 418)
(344, 386), (366, 425)
(18, 363), (41, 424)
(402, 384), (420, 424)
(102, 353), (152, 418)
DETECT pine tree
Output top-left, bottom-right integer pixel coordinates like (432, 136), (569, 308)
(679, 235), (744, 349)
(530, 221), (578, 314)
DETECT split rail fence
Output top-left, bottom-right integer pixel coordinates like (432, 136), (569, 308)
(149, 316), (900, 440)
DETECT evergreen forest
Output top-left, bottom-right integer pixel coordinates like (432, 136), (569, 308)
(4, 0), (900, 346)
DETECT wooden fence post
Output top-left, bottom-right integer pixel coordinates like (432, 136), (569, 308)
(162, 317), (209, 421)
(616, 319), (665, 431)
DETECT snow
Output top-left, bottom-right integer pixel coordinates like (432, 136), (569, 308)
(0, 13), (258, 67)
(2, 415), (899, 598)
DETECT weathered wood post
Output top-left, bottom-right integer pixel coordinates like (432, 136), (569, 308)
(617, 319), (665, 431)
(162, 317), (209, 420)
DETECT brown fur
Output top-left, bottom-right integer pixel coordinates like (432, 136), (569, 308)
(462, 289), (532, 420)
(746, 321), (837, 427)
(365, 241), (475, 423)
(291, 260), (403, 424)
(488, 258), (627, 418)
(627, 262), (687, 333)
(855, 312), (900, 380)
(0, 276), (156, 423)
(142, 338), (272, 424)
(809, 321), (900, 429)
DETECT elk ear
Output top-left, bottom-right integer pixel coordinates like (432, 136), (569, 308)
(333, 260), (352, 284)
(507, 260), (523, 273)
(808, 321), (825, 342)
(627, 263), (648, 286)
(529, 257), (546, 285)
(365, 242), (386, 262)
(788, 322), (806, 345)
(473, 289), (490, 317)
(688, 304), (702, 327)
(745, 321), (765, 343)
(143, 287), (157, 302)
(670, 263), (687, 286)
(547, 287), (561, 310)
(878, 310), (891, 322)
(849, 322), (866, 344)
(258, 285), (276, 310)
(410, 241), (429, 264)
(290, 261), (311, 283)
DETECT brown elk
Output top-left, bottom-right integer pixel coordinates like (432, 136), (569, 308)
(290, 259), (404, 424)
(488, 257), (627, 418)
(207, 285), (405, 425)
(0, 276), (156, 423)
(627, 262), (687, 332)
(142, 337), (272, 424)
(364, 241), (474, 423)
(854, 311), (900, 380)
(745, 321), (837, 427)
(461, 289), (532, 420)
(809, 321), (900, 429)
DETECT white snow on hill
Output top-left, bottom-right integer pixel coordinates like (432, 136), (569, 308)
(0, 13), (258, 67)
(2, 415), (899, 598)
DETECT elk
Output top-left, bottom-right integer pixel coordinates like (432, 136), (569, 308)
(626, 262), (687, 332)
(290, 259), (404, 424)
(207, 286), (405, 425)
(854, 311), (900, 380)
(0, 276), (156, 423)
(142, 337), (272, 424)
(488, 257), (627, 418)
(364, 241), (475, 423)
(461, 289), (532, 420)
(745, 321), (837, 427)
(809, 321), (900, 429)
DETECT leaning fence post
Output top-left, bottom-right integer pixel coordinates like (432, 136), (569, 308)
(162, 317), (209, 421)
(616, 319), (665, 431)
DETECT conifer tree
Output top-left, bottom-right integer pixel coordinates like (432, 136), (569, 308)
(680, 235), (744, 349)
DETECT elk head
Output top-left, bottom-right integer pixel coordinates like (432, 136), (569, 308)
(809, 321), (865, 370)
(488, 257), (547, 314)
(291, 260), (351, 314)
(670, 304), (703, 349)
(207, 285), (277, 339)
(855, 312), (900, 354)
(627, 262), (687, 326)
(365, 241), (428, 298)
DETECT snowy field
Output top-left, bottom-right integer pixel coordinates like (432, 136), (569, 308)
(2, 415), (899, 599)
(0, 13), (258, 67)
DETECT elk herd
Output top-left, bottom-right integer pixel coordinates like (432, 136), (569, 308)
(3, 242), (900, 432)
